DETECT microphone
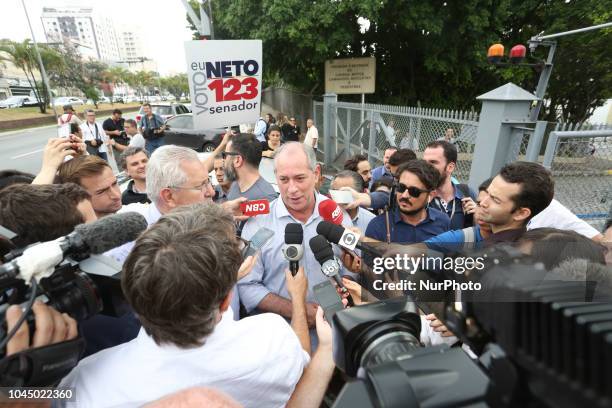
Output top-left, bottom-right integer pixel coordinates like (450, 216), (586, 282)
(316, 220), (361, 251)
(0, 212), (148, 282)
(283, 223), (304, 276)
(318, 199), (343, 225)
(309, 234), (354, 306)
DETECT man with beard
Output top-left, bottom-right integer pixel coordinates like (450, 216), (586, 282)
(423, 141), (476, 230)
(224, 133), (277, 202)
(365, 160), (450, 243)
(213, 154), (232, 203)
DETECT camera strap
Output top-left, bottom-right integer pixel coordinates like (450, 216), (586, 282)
(0, 337), (85, 387)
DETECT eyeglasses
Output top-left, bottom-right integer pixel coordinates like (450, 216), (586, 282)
(221, 151), (241, 160)
(395, 183), (430, 198)
(168, 178), (211, 192)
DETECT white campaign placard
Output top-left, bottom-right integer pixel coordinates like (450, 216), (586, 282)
(185, 40), (262, 129)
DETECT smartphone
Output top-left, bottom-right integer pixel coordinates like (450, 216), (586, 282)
(313, 280), (345, 323)
(244, 227), (274, 258)
(330, 190), (353, 204)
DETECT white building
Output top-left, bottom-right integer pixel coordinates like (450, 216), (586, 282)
(41, 6), (121, 62)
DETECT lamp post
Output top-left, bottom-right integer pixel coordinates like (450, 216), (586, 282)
(21, 0), (58, 121)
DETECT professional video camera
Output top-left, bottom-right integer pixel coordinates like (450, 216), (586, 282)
(0, 212), (147, 386)
(330, 244), (612, 408)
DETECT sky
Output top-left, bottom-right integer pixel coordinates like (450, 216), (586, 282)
(0, 0), (195, 75)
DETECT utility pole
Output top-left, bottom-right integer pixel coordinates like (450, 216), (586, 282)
(21, 0), (58, 122)
(528, 21), (612, 121)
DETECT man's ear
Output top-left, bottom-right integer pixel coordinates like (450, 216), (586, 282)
(219, 290), (232, 313)
(446, 161), (456, 174)
(159, 188), (176, 209)
(314, 164), (321, 180)
(513, 206), (531, 223)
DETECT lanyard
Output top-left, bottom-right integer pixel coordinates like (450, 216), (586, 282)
(86, 122), (100, 140)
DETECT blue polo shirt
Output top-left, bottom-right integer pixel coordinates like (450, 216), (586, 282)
(429, 182), (476, 230)
(365, 207), (450, 244)
(369, 166), (393, 189)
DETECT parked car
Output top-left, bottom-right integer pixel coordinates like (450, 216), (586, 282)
(0, 95), (41, 108)
(135, 102), (191, 123)
(52, 96), (84, 107)
(163, 113), (226, 152)
(112, 95), (125, 103)
(98, 96), (111, 104)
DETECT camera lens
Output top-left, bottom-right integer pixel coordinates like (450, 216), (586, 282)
(360, 331), (421, 368)
(350, 314), (422, 371)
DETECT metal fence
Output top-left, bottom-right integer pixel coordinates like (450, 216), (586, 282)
(313, 100), (479, 182)
(262, 87), (315, 133)
(542, 123), (612, 230)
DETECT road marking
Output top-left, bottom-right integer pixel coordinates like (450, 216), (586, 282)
(11, 148), (45, 159)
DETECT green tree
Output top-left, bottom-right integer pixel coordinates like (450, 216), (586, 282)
(0, 39), (63, 113)
(188, 0), (612, 123)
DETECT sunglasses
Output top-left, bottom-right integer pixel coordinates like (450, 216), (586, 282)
(395, 183), (430, 198)
(221, 151), (240, 160)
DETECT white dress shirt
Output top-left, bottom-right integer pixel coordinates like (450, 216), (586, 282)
(58, 310), (309, 408)
(527, 198), (600, 239)
(80, 121), (109, 153)
(303, 126), (319, 149)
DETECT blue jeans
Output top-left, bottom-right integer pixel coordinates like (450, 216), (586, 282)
(145, 137), (165, 154)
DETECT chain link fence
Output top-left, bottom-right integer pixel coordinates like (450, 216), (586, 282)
(314, 100), (479, 182)
(542, 123), (612, 230)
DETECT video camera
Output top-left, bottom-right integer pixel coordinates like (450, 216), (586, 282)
(330, 244), (612, 407)
(0, 212), (147, 386)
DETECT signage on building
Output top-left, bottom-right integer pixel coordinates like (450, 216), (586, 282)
(325, 57), (376, 94)
(184, 40), (262, 129)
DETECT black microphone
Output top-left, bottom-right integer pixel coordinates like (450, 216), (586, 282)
(309, 234), (354, 306)
(316, 220), (363, 251)
(0, 212), (148, 282)
(283, 223), (303, 276)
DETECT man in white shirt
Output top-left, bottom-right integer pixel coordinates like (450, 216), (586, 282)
(527, 198), (604, 242)
(57, 104), (82, 138)
(108, 119), (145, 152)
(59, 203), (309, 408)
(303, 118), (319, 152)
(80, 109), (110, 162)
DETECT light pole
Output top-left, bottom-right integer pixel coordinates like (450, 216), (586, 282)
(21, 0), (58, 121)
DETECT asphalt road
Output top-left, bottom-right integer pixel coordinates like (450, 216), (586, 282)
(0, 112), (137, 176)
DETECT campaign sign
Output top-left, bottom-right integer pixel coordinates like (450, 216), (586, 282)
(185, 40), (262, 129)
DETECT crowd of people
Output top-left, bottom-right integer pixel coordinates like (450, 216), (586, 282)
(0, 105), (610, 407)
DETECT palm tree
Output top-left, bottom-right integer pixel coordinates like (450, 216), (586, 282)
(0, 39), (62, 113)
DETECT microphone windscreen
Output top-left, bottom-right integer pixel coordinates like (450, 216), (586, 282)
(74, 212), (148, 254)
(318, 199), (343, 225)
(285, 223), (303, 245)
(309, 234), (334, 265)
(316, 221), (345, 245)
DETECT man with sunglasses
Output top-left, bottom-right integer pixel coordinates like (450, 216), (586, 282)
(365, 160), (450, 243)
(282, 116), (301, 143)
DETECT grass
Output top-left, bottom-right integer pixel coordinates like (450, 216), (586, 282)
(0, 102), (143, 122)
